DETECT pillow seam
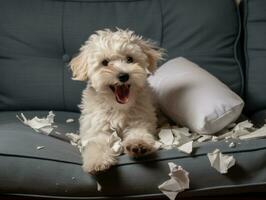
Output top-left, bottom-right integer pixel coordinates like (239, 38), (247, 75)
(196, 102), (244, 134)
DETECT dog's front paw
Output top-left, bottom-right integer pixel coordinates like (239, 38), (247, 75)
(82, 149), (117, 174)
(82, 158), (116, 174)
(123, 138), (156, 158)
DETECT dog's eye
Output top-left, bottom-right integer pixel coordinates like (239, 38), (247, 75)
(101, 59), (109, 66)
(126, 56), (134, 63)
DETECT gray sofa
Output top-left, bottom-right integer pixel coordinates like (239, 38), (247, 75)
(0, 0), (265, 199)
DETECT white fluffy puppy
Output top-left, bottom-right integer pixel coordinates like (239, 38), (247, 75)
(70, 29), (163, 173)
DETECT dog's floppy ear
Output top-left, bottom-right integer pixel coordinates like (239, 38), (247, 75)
(136, 39), (164, 74)
(69, 50), (88, 81)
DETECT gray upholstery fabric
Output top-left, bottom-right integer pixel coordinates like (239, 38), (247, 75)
(242, 0), (266, 114)
(160, 0), (243, 95)
(0, 111), (266, 198)
(0, 111), (80, 163)
(251, 110), (266, 128)
(0, 0), (243, 112)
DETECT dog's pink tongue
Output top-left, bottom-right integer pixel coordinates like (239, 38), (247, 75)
(115, 85), (130, 104)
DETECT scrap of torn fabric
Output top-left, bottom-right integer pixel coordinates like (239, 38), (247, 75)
(158, 127), (194, 154)
(108, 132), (124, 156)
(66, 131), (124, 156)
(157, 120), (266, 153)
(217, 120), (255, 140)
(66, 118), (75, 123)
(16, 111), (56, 135)
(158, 162), (190, 200)
(207, 149), (236, 174)
(216, 120), (266, 140)
(239, 124), (266, 139)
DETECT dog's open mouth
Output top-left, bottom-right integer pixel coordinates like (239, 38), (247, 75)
(109, 84), (130, 104)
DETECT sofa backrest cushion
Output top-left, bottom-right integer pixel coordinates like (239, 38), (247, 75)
(242, 0), (266, 114)
(0, 0), (243, 112)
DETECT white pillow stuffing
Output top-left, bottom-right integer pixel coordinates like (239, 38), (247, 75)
(148, 57), (244, 135)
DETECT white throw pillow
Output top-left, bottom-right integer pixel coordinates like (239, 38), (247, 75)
(148, 57), (244, 134)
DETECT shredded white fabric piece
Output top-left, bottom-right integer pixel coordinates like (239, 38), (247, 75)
(66, 133), (80, 144)
(157, 126), (194, 154)
(158, 162), (190, 200)
(234, 120), (254, 131)
(217, 120), (254, 140)
(96, 181), (102, 192)
(40, 126), (54, 135)
(158, 129), (174, 147)
(66, 118), (75, 123)
(211, 136), (218, 142)
(197, 135), (212, 142)
(207, 149), (236, 174)
(229, 142), (236, 148)
(66, 131), (124, 156)
(16, 111), (56, 135)
(36, 146), (45, 150)
(239, 125), (266, 140)
(173, 130), (191, 146)
(157, 120), (266, 153)
(65, 132), (83, 152)
(172, 127), (191, 137)
(108, 132), (124, 156)
(177, 141), (193, 154)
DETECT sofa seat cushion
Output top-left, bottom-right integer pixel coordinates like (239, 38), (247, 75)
(0, 111), (265, 199)
(0, 111), (81, 163)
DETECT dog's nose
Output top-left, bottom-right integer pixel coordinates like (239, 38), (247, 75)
(118, 73), (129, 82)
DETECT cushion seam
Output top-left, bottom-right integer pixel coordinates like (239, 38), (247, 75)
(158, 0), (164, 48)
(243, 0), (250, 106)
(61, 1), (67, 110)
(197, 102), (244, 134)
(1, 144), (265, 167)
(234, 1), (245, 97)
(0, 153), (82, 165)
(2, 182), (266, 199)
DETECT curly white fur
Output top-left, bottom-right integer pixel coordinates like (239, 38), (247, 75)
(70, 29), (163, 173)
